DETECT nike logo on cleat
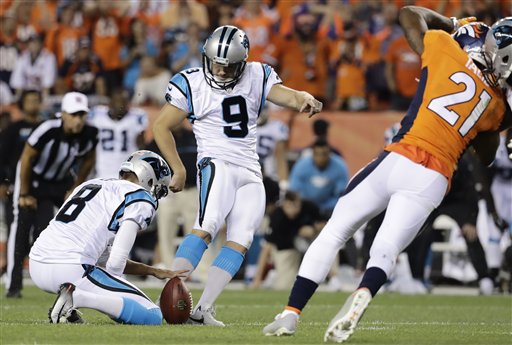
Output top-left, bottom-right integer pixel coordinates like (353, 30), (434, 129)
(189, 316), (204, 324)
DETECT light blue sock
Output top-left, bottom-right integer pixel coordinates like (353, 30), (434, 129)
(115, 298), (162, 325)
(173, 234), (208, 272)
(212, 246), (245, 277)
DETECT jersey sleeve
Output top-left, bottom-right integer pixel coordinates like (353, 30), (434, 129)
(119, 189), (157, 231)
(262, 63), (282, 100)
(27, 120), (56, 150)
(165, 72), (194, 114)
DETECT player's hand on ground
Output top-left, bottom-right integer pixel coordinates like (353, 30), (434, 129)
(169, 168), (186, 193)
(300, 92), (323, 117)
(152, 268), (189, 280)
(19, 195), (37, 209)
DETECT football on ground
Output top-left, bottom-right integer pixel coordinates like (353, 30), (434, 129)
(160, 277), (193, 324)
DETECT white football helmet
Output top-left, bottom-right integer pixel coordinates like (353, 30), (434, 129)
(484, 17), (512, 87)
(202, 25), (250, 90)
(119, 150), (172, 199)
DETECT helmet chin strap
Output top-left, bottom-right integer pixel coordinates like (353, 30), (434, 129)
(152, 185), (169, 200)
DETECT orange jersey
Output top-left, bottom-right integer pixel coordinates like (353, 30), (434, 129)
(45, 25), (84, 66)
(233, 11), (276, 62)
(385, 35), (421, 98)
(386, 30), (506, 180)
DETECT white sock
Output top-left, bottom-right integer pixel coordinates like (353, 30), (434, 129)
(281, 309), (299, 318)
(196, 266), (232, 309)
(171, 257), (195, 278)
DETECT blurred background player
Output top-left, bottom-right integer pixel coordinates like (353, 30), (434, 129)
(263, 8), (510, 343)
(256, 105), (289, 188)
(5, 91), (98, 298)
(249, 105), (290, 284)
(88, 88), (147, 178)
(29, 150), (184, 325)
(153, 24), (323, 326)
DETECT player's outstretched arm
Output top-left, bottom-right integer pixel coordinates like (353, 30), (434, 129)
(399, 6), (475, 55)
(266, 84), (323, 117)
(153, 103), (189, 193)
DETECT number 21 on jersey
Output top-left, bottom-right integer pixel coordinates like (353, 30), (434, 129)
(427, 71), (492, 136)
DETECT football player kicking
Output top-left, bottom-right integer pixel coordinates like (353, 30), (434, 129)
(29, 151), (186, 324)
(153, 25), (322, 326)
(263, 7), (512, 343)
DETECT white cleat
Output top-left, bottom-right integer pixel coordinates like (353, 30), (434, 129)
(262, 313), (298, 336)
(187, 305), (225, 327)
(324, 288), (372, 343)
(49, 283), (75, 324)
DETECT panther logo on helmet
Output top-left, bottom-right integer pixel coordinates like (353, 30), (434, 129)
(202, 25), (250, 90)
(485, 17), (512, 87)
(120, 150), (172, 200)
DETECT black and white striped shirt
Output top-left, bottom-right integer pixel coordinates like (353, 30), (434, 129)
(26, 119), (98, 182)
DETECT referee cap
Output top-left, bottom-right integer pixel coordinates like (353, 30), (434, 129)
(61, 92), (89, 113)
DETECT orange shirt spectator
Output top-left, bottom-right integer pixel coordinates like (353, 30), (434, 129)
(44, 5), (84, 66)
(30, 0), (59, 34)
(0, 0), (13, 17)
(160, 0), (209, 32)
(336, 63), (365, 99)
(233, 1), (278, 62)
(15, 2), (38, 44)
(265, 35), (332, 101)
(332, 27), (367, 111)
(385, 35), (421, 99)
(91, 7), (124, 71)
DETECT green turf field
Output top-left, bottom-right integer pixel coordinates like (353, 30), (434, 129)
(1, 285), (510, 345)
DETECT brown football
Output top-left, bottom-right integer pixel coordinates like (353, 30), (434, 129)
(160, 277), (193, 324)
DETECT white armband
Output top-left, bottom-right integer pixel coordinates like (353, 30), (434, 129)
(105, 220), (140, 276)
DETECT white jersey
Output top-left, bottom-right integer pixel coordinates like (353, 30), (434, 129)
(88, 106), (148, 178)
(165, 62), (282, 175)
(29, 178), (157, 265)
(257, 119), (288, 180)
(490, 136), (512, 224)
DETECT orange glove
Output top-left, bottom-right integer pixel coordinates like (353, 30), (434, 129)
(451, 16), (477, 31)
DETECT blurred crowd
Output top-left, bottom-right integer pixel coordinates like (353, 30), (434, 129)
(0, 0), (511, 297)
(0, 0), (510, 114)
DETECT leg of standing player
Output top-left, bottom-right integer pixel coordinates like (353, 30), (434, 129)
(263, 153), (448, 341)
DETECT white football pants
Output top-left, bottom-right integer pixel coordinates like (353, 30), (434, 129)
(194, 158), (265, 249)
(298, 151), (448, 283)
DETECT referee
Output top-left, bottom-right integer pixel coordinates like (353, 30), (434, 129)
(5, 92), (98, 298)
